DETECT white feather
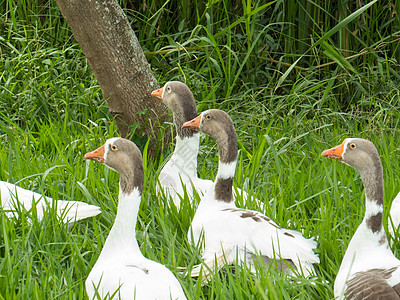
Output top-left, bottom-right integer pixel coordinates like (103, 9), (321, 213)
(1, 181), (101, 224)
(364, 199), (383, 220)
(157, 134), (262, 210)
(188, 182), (319, 279)
(216, 160), (237, 179)
(334, 221), (400, 299)
(389, 191), (400, 237)
(86, 187), (186, 299)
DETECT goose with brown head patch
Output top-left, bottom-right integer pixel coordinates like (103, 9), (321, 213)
(85, 137), (186, 300)
(322, 138), (400, 299)
(151, 81), (212, 208)
(182, 109), (319, 281)
(151, 81), (260, 210)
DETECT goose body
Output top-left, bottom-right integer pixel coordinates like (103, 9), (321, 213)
(322, 138), (400, 299)
(1, 181), (101, 224)
(389, 192), (400, 237)
(85, 138), (186, 300)
(183, 110), (319, 280)
(151, 82), (256, 209)
(157, 133), (213, 205)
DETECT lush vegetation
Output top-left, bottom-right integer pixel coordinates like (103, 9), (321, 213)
(0, 0), (399, 299)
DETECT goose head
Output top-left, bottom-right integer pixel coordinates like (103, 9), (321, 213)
(182, 109), (235, 138)
(151, 81), (198, 137)
(322, 138), (384, 206)
(182, 109), (238, 163)
(85, 137), (144, 194)
(151, 81), (197, 120)
(321, 138), (381, 173)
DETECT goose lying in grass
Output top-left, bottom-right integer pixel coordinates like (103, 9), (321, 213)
(151, 81), (212, 208)
(1, 181), (101, 224)
(151, 81), (259, 209)
(85, 138), (186, 300)
(322, 138), (400, 299)
(182, 109), (319, 280)
(389, 192), (400, 237)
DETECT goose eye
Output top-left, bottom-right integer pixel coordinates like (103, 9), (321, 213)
(205, 115), (212, 120)
(111, 145), (118, 151)
(166, 86), (171, 92)
(349, 143), (356, 149)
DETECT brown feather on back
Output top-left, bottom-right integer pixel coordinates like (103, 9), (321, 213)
(346, 268), (400, 300)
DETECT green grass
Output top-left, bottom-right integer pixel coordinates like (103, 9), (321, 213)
(2, 85), (400, 299)
(1, 0), (400, 299)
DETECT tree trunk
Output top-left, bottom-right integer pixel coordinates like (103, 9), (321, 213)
(55, 0), (170, 152)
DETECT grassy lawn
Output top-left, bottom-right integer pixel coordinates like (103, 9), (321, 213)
(1, 0), (400, 299)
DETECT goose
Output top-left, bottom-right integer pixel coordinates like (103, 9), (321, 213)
(1, 181), (101, 224)
(182, 109), (319, 280)
(151, 81), (258, 209)
(151, 81), (212, 208)
(322, 138), (400, 299)
(84, 137), (186, 300)
(389, 192), (400, 237)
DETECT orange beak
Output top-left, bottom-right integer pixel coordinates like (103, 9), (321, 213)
(321, 140), (345, 160)
(182, 114), (201, 131)
(84, 144), (105, 164)
(151, 87), (163, 101)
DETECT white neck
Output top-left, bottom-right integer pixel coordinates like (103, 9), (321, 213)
(216, 160), (237, 180)
(101, 186), (142, 255)
(364, 198), (383, 225)
(162, 134), (200, 179)
(343, 196), (387, 259)
(203, 160), (236, 204)
(334, 197), (388, 298)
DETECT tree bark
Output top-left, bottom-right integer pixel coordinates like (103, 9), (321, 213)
(55, 0), (170, 151)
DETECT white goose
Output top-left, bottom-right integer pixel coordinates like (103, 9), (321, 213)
(389, 192), (400, 237)
(322, 138), (400, 299)
(85, 137), (186, 300)
(151, 81), (212, 208)
(1, 181), (100, 224)
(182, 109), (319, 280)
(151, 81), (258, 209)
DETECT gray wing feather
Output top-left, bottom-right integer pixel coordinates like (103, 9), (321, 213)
(346, 268), (400, 300)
